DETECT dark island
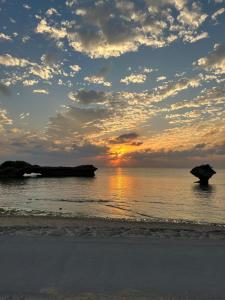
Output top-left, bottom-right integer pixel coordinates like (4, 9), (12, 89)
(0, 161), (97, 178)
(190, 164), (216, 185)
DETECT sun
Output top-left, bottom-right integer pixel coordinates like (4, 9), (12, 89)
(108, 145), (133, 166)
(117, 152), (123, 158)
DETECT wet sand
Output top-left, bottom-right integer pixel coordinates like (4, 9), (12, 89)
(1, 216), (225, 299)
(1, 215), (225, 239)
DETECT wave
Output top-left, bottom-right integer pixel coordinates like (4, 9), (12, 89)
(105, 203), (161, 219)
(30, 198), (111, 204)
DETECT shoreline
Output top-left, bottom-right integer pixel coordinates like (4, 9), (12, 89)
(1, 214), (225, 239)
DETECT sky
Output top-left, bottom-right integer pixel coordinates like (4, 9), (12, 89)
(0, 0), (225, 168)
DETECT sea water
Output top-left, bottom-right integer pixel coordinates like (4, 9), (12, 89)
(0, 168), (225, 224)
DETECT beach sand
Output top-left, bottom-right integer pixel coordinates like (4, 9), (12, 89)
(1, 215), (225, 239)
(1, 216), (225, 300)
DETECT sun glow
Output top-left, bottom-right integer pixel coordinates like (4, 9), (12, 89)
(108, 144), (134, 166)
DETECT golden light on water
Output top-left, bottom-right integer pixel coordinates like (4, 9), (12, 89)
(108, 168), (136, 199)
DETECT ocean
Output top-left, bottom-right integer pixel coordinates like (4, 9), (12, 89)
(0, 168), (224, 224)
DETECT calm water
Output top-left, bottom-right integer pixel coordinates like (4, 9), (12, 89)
(0, 168), (225, 224)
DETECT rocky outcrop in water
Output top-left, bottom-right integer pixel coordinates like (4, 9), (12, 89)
(190, 164), (216, 185)
(0, 161), (97, 178)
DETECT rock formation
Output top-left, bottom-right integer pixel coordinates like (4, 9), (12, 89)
(190, 164), (216, 185)
(0, 161), (97, 178)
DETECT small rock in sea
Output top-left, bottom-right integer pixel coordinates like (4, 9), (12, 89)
(190, 164), (216, 185)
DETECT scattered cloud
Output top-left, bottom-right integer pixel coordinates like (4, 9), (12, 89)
(183, 31), (208, 43)
(36, 19), (67, 40)
(196, 44), (225, 74)
(70, 64), (81, 72)
(168, 85), (225, 112)
(19, 112), (30, 119)
(84, 75), (111, 87)
(29, 65), (54, 80)
(0, 108), (13, 127)
(0, 0), (224, 166)
(34, 0), (211, 59)
(21, 35), (30, 43)
(157, 76), (167, 82)
(23, 80), (38, 86)
(23, 4), (31, 10)
(68, 89), (106, 104)
(0, 54), (33, 67)
(212, 8), (225, 21)
(46, 8), (60, 16)
(152, 76), (201, 102)
(0, 32), (12, 41)
(177, 5), (208, 29)
(33, 89), (49, 94)
(120, 73), (147, 85)
(109, 132), (140, 144)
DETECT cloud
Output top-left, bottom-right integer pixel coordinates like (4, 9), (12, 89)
(84, 75), (112, 87)
(19, 112), (30, 120)
(157, 76), (167, 81)
(145, 0), (187, 11)
(0, 83), (11, 96)
(48, 106), (111, 143)
(35, 0), (209, 59)
(0, 54), (33, 67)
(0, 108), (13, 126)
(0, 53), (60, 83)
(120, 73), (147, 85)
(211, 8), (225, 21)
(33, 89), (49, 94)
(46, 8), (60, 16)
(183, 32), (208, 43)
(119, 120), (225, 167)
(163, 84), (225, 127)
(29, 65), (54, 80)
(121, 146), (214, 168)
(63, 76), (203, 140)
(41, 53), (57, 66)
(70, 64), (81, 72)
(36, 19), (67, 40)
(152, 77), (201, 102)
(196, 44), (225, 74)
(72, 143), (109, 158)
(210, 140), (225, 155)
(0, 32), (12, 41)
(23, 4), (31, 10)
(21, 35), (30, 43)
(109, 132), (140, 144)
(168, 85), (225, 112)
(177, 5), (208, 29)
(68, 89), (107, 104)
(22, 80), (38, 86)
(0, 115), (109, 165)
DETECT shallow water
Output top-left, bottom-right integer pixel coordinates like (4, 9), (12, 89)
(0, 168), (224, 224)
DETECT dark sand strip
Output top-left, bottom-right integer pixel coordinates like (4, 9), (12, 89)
(1, 215), (225, 239)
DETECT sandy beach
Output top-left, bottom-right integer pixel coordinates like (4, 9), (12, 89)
(1, 216), (225, 299)
(1, 215), (225, 239)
